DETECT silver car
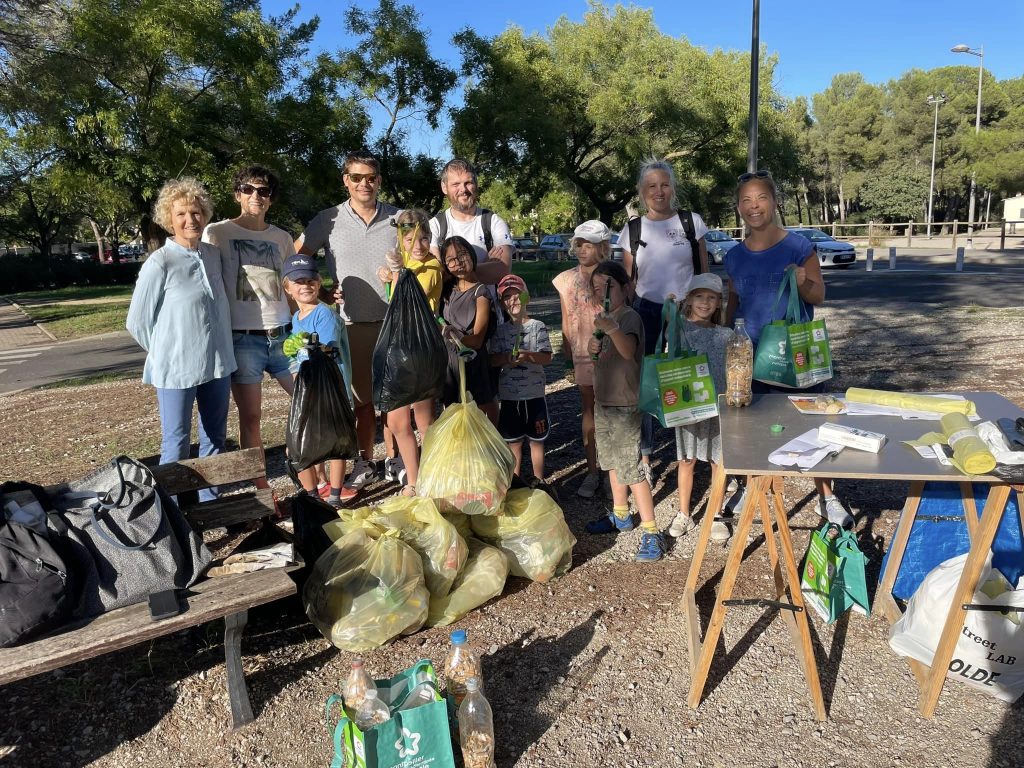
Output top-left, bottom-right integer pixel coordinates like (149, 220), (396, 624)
(704, 230), (739, 265)
(787, 228), (857, 268)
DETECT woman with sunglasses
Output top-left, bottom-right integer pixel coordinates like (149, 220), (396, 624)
(724, 170), (852, 532)
(618, 157), (710, 484)
(203, 165), (298, 492)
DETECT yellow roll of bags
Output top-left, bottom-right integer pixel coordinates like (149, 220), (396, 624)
(845, 388), (977, 417)
(940, 412), (996, 475)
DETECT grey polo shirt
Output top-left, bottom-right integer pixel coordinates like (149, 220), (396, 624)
(300, 200), (399, 323)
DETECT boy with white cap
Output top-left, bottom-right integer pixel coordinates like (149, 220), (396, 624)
(667, 272), (733, 539)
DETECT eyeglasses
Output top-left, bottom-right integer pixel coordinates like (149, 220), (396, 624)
(346, 173), (379, 184)
(737, 170), (772, 183)
(238, 183), (272, 198)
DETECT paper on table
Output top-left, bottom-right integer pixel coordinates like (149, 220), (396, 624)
(769, 429), (844, 470)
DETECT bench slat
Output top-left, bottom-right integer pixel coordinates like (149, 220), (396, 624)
(182, 488), (277, 530)
(149, 448), (266, 494)
(0, 568), (297, 686)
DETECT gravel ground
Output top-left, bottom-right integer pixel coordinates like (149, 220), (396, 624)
(0, 304), (1022, 768)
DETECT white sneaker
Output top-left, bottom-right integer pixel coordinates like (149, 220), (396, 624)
(819, 496), (854, 528)
(344, 458), (379, 490)
(724, 485), (747, 515)
(384, 456), (407, 485)
(577, 472), (601, 498)
(710, 519), (732, 543)
(668, 512), (695, 538)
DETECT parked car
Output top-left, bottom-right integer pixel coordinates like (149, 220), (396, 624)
(538, 233), (572, 260)
(787, 227), (857, 268)
(704, 229), (739, 265)
(513, 236), (538, 260)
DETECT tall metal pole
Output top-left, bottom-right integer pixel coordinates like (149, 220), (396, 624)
(926, 95), (945, 238)
(747, 0), (760, 174)
(952, 44), (984, 242)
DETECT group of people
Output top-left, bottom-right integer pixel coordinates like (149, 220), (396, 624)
(126, 153), (851, 563)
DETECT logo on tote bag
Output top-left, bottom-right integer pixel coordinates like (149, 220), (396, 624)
(396, 728), (421, 759)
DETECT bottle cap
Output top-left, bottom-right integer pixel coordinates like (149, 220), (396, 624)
(465, 676), (480, 692)
(351, 658), (364, 667)
(450, 629), (467, 644)
(770, 424), (784, 434)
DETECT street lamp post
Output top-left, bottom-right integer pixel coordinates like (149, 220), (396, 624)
(951, 44), (984, 244)
(926, 94), (946, 238)
(747, 0), (760, 174)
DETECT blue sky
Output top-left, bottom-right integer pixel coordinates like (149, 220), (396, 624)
(265, 0), (1023, 154)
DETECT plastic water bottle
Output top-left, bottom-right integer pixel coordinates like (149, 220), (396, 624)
(457, 677), (495, 768)
(726, 318), (753, 407)
(354, 689), (391, 731)
(398, 670), (438, 711)
(343, 658), (377, 720)
(443, 629), (481, 707)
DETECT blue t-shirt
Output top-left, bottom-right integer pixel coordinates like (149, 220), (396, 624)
(725, 231), (815, 345)
(290, 302), (353, 396)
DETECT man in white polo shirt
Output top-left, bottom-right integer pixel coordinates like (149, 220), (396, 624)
(296, 152), (398, 495)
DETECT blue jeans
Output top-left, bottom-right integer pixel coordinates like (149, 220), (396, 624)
(156, 376), (231, 502)
(633, 296), (666, 457)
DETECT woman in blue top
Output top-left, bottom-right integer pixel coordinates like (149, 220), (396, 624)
(724, 170), (853, 530)
(126, 178), (236, 501)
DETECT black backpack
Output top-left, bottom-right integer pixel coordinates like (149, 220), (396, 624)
(0, 482), (77, 646)
(627, 209), (703, 283)
(432, 209), (495, 252)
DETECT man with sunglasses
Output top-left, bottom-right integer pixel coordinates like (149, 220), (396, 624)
(203, 165), (297, 491)
(295, 152), (399, 494)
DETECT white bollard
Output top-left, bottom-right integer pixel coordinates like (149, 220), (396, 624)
(889, 247), (897, 270)
(955, 247), (965, 272)
(866, 248), (874, 272)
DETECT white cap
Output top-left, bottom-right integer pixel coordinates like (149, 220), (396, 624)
(572, 220), (611, 243)
(686, 273), (723, 295)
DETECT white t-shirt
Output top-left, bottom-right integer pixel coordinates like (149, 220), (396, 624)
(617, 212), (708, 304)
(202, 220), (294, 330)
(429, 208), (513, 265)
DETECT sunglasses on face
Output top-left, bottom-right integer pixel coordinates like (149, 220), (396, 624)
(346, 173), (379, 184)
(737, 170), (772, 183)
(238, 183), (272, 198)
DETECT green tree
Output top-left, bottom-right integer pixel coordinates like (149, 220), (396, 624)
(859, 162), (929, 221)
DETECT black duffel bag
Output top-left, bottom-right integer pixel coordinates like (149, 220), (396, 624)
(48, 456), (212, 619)
(0, 482), (77, 646)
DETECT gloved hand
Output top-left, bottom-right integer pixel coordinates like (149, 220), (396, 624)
(282, 331), (310, 358)
(384, 248), (403, 272)
(593, 312), (620, 333)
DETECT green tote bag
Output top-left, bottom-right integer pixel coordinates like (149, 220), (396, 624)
(752, 268), (832, 389)
(327, 660), (457, 768)
(800, 523), (870, 624)
(638, 302), (718, 428)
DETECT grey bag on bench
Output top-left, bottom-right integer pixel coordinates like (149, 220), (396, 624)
(49, 456), (213, 618)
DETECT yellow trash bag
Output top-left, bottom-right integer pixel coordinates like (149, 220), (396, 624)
(470, 488), (576, 583)
(417, 360), (515, 515)
(442, 511), (473, 541)
(426, 536), (509, 627)
(303, 527), (429, 652)
(328, 497), (468, 599)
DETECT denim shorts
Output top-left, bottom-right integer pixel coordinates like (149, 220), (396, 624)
(232, 331), (292, 384)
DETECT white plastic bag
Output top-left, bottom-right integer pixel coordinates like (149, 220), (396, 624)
(889, 553), (1024, 703)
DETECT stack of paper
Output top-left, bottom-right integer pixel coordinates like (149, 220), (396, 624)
(769, 429), (843, 470)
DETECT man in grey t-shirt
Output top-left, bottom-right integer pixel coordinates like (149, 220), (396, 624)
(296, 153), (398, 493)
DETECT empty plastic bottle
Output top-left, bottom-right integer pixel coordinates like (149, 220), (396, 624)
(354, 689), (391, 731)
(343, 658), (377, 720)
(457, 677), (495, 768)
(443, 629), (481, 707)
(398, 670), (438, 711)
(726, 318), (753, 407)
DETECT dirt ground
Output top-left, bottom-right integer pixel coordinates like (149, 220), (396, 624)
(1, 304), (1023, 768)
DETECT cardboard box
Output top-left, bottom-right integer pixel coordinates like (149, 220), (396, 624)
(817, 422), (887, 453)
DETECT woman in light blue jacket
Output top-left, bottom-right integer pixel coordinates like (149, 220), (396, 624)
(127, 178), (236, 500)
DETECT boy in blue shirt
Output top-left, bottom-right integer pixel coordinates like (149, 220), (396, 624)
(281, 254), (353, 507)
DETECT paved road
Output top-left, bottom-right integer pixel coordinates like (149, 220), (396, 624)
(2, 258), (1023, 394)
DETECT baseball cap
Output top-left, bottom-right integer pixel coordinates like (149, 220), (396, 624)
(572, 220), (611, 243)
(497, 274), (528, 297)
(686, 273), (724, 295)
(282, 254), (319, 282)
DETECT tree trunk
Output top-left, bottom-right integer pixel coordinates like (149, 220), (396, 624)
(838, 180), (847, 224)
(794, 189), (802, 224)
(140, 214), (166, 255)
(88, 218), (105, 262)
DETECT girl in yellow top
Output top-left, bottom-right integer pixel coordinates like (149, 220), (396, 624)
(376, 208), (441, 495)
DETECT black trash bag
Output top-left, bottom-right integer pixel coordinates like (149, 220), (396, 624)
(291, 491), (339, 585)
(372, 268), (447, 413)
(287, 339), (358, 472)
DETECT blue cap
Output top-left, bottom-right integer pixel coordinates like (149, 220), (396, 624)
(282, 253), (319, 282)
(450, 630), (467, 644)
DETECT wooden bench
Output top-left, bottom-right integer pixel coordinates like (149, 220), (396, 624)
(0, 448), (297, 728)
